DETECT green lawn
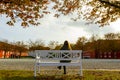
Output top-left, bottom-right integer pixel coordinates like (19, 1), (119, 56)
(0, 70), (120, 80)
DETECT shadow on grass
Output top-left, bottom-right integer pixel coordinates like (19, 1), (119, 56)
(1, 76), (35, 80)
(0, 70), (84, 80)
(1, 76), (84, 80)
(37, 74), (84, 80)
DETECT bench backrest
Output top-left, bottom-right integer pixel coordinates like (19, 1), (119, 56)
(29, 50), (82, 62)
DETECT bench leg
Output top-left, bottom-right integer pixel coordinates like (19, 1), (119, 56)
(34, 64), (37, 77)
(80, 66), (82, 76)
(63, 66), (66, 74)
(38, 65), (40, 73)
(80, 63), (83, 76)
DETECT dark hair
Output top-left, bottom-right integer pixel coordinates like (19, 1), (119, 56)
(60, 40), (72, 50)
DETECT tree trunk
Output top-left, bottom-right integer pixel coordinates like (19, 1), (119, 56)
(4, 51), (6, 58)
(19, 52), (22, 58)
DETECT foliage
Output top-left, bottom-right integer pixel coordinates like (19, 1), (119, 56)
(0, 41), (28, 58)
(85, 0), (120, 26)
(48, 41), (59, 49)
(0, 0), (48, 27)
(28, 40), (50, 50)
(73, 37), (87, 50)
(0, 41), (12, 58)
(12, 41), (28, 58)
(0, 70), (120, 80)
(0, 0), (120, 27)
(104, 32), (120, 40)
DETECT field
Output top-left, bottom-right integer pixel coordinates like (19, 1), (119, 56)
(0, 59), (120, 80)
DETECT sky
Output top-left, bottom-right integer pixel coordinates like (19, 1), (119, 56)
(0, 13), (120, 45)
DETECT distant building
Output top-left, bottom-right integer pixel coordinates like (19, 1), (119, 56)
(95, 40), (120, 59)
(82, 39), (120, 59)
(96, 51), (120, 59)
(0, 50), (28, 58)
(0, 50), (4, 58)
(82, 51), (95, 59)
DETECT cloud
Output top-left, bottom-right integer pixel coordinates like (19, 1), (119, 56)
(0, 13), (120, 44)
(65, 18), (119, 38)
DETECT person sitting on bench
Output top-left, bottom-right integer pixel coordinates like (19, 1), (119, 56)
(57, 40), (72, 74)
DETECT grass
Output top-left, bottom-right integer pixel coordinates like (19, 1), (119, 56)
(0, 70), (120, 80)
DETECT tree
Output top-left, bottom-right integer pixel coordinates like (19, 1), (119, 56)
(104, 33), (118, 40)
(28, 39), (50, 50)
(48, 41), (59, 49)
(0, 0), (119, 27)
(0, 41), (11, 58)
(13, 41), (28, 58)
(74, 37), (87, 50)
(84, 0), (120, 26)
(0, 0), (50, 27)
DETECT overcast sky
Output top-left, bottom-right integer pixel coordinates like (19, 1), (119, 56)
(0, 13), (120, 45)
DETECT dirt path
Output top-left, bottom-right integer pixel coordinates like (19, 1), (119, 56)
(0, 59), (120, 71)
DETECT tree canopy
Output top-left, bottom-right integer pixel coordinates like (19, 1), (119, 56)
(0, 0), (120, 27)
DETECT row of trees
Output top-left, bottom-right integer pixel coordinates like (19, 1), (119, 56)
(0, 41), (27, 58)
(1, 32), (120, 58)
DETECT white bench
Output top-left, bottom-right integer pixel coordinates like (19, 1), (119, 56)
(29, 50), (83, 77)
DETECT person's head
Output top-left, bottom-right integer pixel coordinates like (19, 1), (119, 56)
(64, 40), (69, 45)
(60, 40), (72, 50)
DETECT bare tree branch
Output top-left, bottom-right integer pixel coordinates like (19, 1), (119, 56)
(99, 0), (120, 8)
